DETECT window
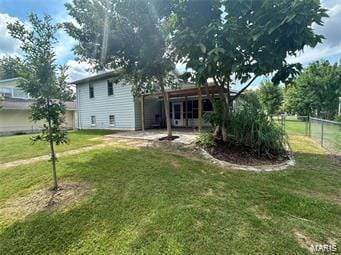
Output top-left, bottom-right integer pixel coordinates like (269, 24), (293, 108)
(203, 99), (213, 111)
(91, 116), (96, 125)
(193, 100), (199, 118)
(89, 83), (94, 98)
(183, 100), (193, 118)
(109, 115), (115, 126)
(107, 80), (113, 96)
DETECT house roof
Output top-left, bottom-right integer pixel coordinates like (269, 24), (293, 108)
(0, 77), (23, 84)
(70, 70), (121, 85)
(1, 98), (76, 111)
(71, 70), (239, 96)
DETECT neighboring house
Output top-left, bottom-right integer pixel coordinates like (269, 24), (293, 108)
(0, 77), (76, 136)
(73, 71), (236, 131)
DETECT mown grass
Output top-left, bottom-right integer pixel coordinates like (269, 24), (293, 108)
(0, 130), (116, 163)
(275, 116), (341, 153)
(0, 136), (340, 254)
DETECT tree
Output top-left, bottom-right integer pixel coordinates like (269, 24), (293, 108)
(258, 80), (283, 116)
(65, 0), (177, 138)
(284, 60), (341, 119)
(7, 14), (73, 190)
(0, 56), (25, 80)
(239, 90), (262, 112)
(169, 0), (327, 141)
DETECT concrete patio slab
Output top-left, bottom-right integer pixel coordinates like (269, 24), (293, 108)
(106, 129), (199, 145)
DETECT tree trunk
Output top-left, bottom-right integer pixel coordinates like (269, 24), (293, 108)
(222, 101), (229, 142)
(47, 100), (58, 190)
(213, 125), (221, 138)
(49, 136), (58, 190)
(218, 88), (230, 142)
(160, 79), (172, 138)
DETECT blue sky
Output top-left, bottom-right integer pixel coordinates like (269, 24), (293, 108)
(1, 0), (341, 85)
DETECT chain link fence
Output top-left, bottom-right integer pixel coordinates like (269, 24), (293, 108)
(276, 115), (341, 154)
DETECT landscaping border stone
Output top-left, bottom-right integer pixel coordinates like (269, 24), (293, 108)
(199, 148), (295, 172)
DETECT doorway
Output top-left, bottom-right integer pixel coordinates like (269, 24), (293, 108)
(172, 102), (183, 127)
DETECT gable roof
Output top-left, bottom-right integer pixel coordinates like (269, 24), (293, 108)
(0, 77), (24, 85)
(70, 70), (121, 85)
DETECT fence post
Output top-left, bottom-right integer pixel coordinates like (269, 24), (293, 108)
(308, 116), (311, 137)
(321, 120), (324, 146)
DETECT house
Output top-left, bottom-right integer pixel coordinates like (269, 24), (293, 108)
(72, 71), (236, 131)
(0, 77), (76, 136)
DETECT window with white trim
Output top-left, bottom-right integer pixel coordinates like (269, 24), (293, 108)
(109, 115), (115, 126)
(89, 83), (94, 98)
(107, 80), (114, 96)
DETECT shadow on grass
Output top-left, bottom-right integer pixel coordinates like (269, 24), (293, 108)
(0, 145), (340, 254)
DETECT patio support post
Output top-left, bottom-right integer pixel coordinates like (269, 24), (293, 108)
(141, 95), (145, 131)
(198, 88), (203, 132)
(185, 96), (188, 128)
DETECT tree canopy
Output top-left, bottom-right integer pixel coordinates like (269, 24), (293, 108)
(284, 60), (341, 119)
(65, 0), (328, 140)
(168, 0), (327, 140)
(65, 0), (178, 137)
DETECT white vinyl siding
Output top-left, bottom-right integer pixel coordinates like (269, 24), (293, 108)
(77, 79), (137, 130)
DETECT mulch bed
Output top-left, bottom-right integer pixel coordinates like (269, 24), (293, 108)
(159, 135), (180, 141)
(206, 139), (289, 166)
(0, 182), (91, 220)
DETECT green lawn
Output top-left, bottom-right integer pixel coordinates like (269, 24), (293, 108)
(0, 136), (340, 254)
(0, 130), (115, 163)
(284, 120), (308, 136)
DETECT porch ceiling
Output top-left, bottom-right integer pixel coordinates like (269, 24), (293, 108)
(145, 85), (228, 98)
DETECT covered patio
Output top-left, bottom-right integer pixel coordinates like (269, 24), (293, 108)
(139, 85), (228, 132)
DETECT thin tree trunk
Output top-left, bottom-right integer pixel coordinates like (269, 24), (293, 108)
(160, 78), (172, 138)
(203, 81), (223, 138)
(222, 101), (229, 142)
(47, 100), (58, 190)
(218, 87), (230, 142)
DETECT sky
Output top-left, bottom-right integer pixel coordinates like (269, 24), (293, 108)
(0, 0), (341, 87)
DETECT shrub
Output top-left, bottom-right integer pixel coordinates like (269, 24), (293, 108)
(229, 100), (288, 157)
(195, 132), (215, 147)
(204, 100), (224, 128)
(334, 115), (341, 122)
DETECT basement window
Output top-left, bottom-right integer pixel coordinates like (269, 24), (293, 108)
(109, 115), (115, 126)
(91, 116), (96, 126)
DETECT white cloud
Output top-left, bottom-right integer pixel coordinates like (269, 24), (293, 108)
(288, 2), (341, 64)
(54, 29), (76, 63)
(0, 11), (87, 82)
(66, 60), (93, 82)
(0, 13), (22, 56)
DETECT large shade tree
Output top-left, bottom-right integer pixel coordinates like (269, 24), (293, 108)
(65, 0), (177, 137)
(169, 0), (328, 140)
(284, 60), (341, 119)
(7, 14), (73, 190)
